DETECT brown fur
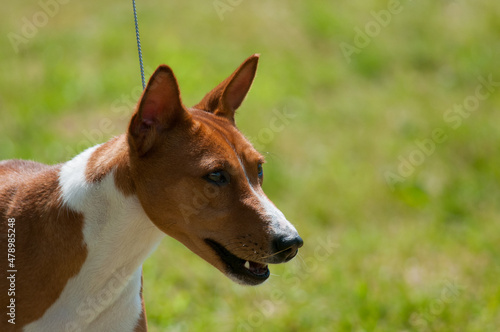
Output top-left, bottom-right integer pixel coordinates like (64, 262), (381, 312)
(85, 135), (135, 196)
(0, 161), (87, 330)
(134, 272), (148, 332)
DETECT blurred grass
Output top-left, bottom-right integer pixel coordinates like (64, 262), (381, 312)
(1, 0), (500, 331)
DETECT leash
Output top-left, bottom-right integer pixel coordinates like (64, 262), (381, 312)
(132, 0), (146, 90)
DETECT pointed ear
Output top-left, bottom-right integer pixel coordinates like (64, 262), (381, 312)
(194, 54), (259, 122)
(128, 65), (189, 156)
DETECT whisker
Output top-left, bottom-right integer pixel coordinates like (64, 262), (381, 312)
(258, 247), (290, 260)
(297, 253), (306, 264)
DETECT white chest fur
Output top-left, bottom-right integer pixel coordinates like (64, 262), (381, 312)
(24, 146), (164, 332)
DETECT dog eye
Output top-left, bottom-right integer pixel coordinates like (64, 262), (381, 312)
(204, 170), (230, 186)
(257, 163), (263, 178)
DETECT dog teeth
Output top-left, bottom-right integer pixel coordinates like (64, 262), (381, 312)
(244, 261), (250, 269)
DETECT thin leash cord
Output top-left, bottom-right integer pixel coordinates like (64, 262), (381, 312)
(132, 0), (146, 90)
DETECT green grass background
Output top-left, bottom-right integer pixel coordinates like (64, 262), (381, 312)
(1, 0), (500, 331)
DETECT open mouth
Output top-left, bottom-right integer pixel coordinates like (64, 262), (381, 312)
(205, 239), (270, 285)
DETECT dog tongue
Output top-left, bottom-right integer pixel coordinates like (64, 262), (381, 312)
(249, 261), (268, 275)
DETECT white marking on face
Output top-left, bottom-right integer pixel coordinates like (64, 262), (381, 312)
(234, 154), (299, 238)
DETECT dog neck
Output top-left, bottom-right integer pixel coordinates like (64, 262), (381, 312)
(29, 136), (165, 330)
(59, 136), (165, 275)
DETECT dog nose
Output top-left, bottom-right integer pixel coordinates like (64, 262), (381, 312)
(273, 235), (303, 262)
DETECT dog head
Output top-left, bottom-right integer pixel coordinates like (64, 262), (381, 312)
(127, 55), (302, 285)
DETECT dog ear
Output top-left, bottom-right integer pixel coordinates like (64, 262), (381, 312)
(128, 65), (190, 156)
(194, 54), (259, 123)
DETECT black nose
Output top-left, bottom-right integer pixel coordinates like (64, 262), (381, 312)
(273, 235), (303, 262)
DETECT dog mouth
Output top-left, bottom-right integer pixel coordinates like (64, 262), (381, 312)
(205, 239), (270, 285)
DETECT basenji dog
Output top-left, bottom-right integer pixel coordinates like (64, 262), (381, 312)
(0, 54), (302, 331)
